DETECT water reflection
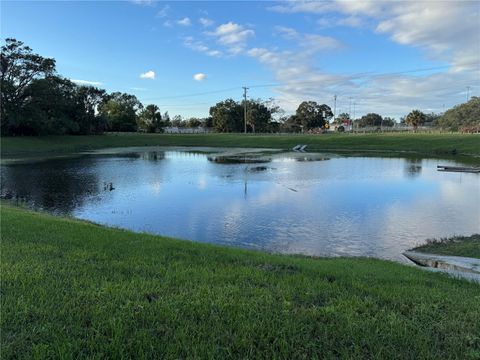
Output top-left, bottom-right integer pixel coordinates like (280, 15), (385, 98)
(404, 158), (423, 178)
(1, 158), (100, 214)
(1, 149), (479, 261)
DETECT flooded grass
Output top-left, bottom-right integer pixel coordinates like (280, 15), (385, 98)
(2, 133), (480, 164)
(2, 204), (480, 359)
(412, 234), (480, 259)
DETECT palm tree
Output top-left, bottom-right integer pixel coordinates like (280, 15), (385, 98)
(405, 110), (426, 132)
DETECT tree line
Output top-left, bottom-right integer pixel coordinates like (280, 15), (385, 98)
(1, 39), (478, 136)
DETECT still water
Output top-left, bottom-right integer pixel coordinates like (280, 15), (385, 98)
(2, 147), (479, 261)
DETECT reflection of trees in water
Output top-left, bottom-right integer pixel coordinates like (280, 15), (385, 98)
(141, 151), (165, 162)
(404, 158), (423, 178)
(1, 158), (100, 214)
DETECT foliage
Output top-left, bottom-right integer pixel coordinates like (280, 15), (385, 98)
(295, 101), (333, 130)
(357, 113), (383, 128)
(1, 38), (56, 134)
(244, 99), (272, 133)
(405, 110), (426, 130)
(137, 104), (163, 133)
(337, 125), (345, 132)
(2, 205), (480, 359)
(98, 92), (142, 132)
(209, 99), (244, 132)
(335, 112), (350, 125)
(382, 117), (396, 127)
(186, 118), (202, 128)
(1, 38), (107, 135)
(437, 97), (480, 131)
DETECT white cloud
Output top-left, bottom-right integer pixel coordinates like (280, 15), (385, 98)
(208, 21), (254, 46)
(260, 0), (479, 117)
(205, 21), (255, 56)
(199, 17), (214, 27)
(163, 20), (173, 27)
(156, 5), (169, 18)
(317, 15), (365, 28)
(140, 70), (155, 80)
(206, 50), (222, 57)
(177, 17), (191, 26)
(130, 0), (156, 6)
(193, 73), (207, 81)
(274, 26), (299, 40)
(71, 79), (102, 86)
(268, 0), (479, 72)
(183, 36), (223, 57)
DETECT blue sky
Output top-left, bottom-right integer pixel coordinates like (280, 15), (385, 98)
(2, 0), (479, 119)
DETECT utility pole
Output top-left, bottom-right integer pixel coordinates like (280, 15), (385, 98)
(333, 94), (337, 120)
(353, 102), (356, 132)
(466, 86), (471, 102)
(243, 86), (248, 134)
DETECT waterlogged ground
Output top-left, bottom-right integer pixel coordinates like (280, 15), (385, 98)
(1, 147), (479, 261)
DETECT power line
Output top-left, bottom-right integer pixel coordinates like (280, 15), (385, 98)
(135, 62), (479, 102)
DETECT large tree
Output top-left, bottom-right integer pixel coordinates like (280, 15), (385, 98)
(244, 99), (272, 133)
(75, 86), (107, 134)
(405, 110), (426, 131)
(295, 101), (333, 130)
(209, 99), (243, 132)
(437, 97), (480, 131)
(357, 113), (383, 128)
(1, 38), (56, 134)
(21, 76), (80, 135)
(137, 104), (163, 133)
(98, 92), (142, 132)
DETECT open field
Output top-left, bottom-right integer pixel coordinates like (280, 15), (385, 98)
(2, 204), (480, 359)
(413, 234), (480, 259)
(2, 132), (480, 162)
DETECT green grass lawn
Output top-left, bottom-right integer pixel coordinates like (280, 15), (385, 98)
(2, 132), (480, 162)
(2, 205), (480, 359)
(413, 234), (480, 259)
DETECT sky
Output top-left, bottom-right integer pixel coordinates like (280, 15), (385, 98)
(2, 0), (479, 119)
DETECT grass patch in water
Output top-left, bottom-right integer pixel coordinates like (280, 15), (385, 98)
(412, 234), (480, 259)
(2, 133), (480, 163)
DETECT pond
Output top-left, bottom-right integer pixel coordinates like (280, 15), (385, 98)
(2, 147), (479, 262)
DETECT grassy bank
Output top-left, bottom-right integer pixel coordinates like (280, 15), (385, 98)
(413, 234), (480, 259)
(2, 205), (480, 359)
(2, 132), (480, 162)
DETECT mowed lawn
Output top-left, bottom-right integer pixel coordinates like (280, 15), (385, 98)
(2, 205), (480, 359)
(2, 132), (480, 161)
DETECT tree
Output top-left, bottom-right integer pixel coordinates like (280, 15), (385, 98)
(186, 118), (202, 128)
(436, 98), (480, 131)
(334, 112), (350, 124)
(171, 115), (186, 128)
(244, 99), (272, 133)
(98, 92), (142, 132)
(137, 104), (162, 133)
(75, 86), (107, 134)
(209, 99), (243, 132)
(1, 38), (56, 134)
(358, 113), (383, 128)
(15, 76), (79, 135)
(405, 110), (426, 131)
(162, 111), (171, 127)
(281, 115), (302, 133)
(295, 101), (333, 130)
(382, 117), (395, 128)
